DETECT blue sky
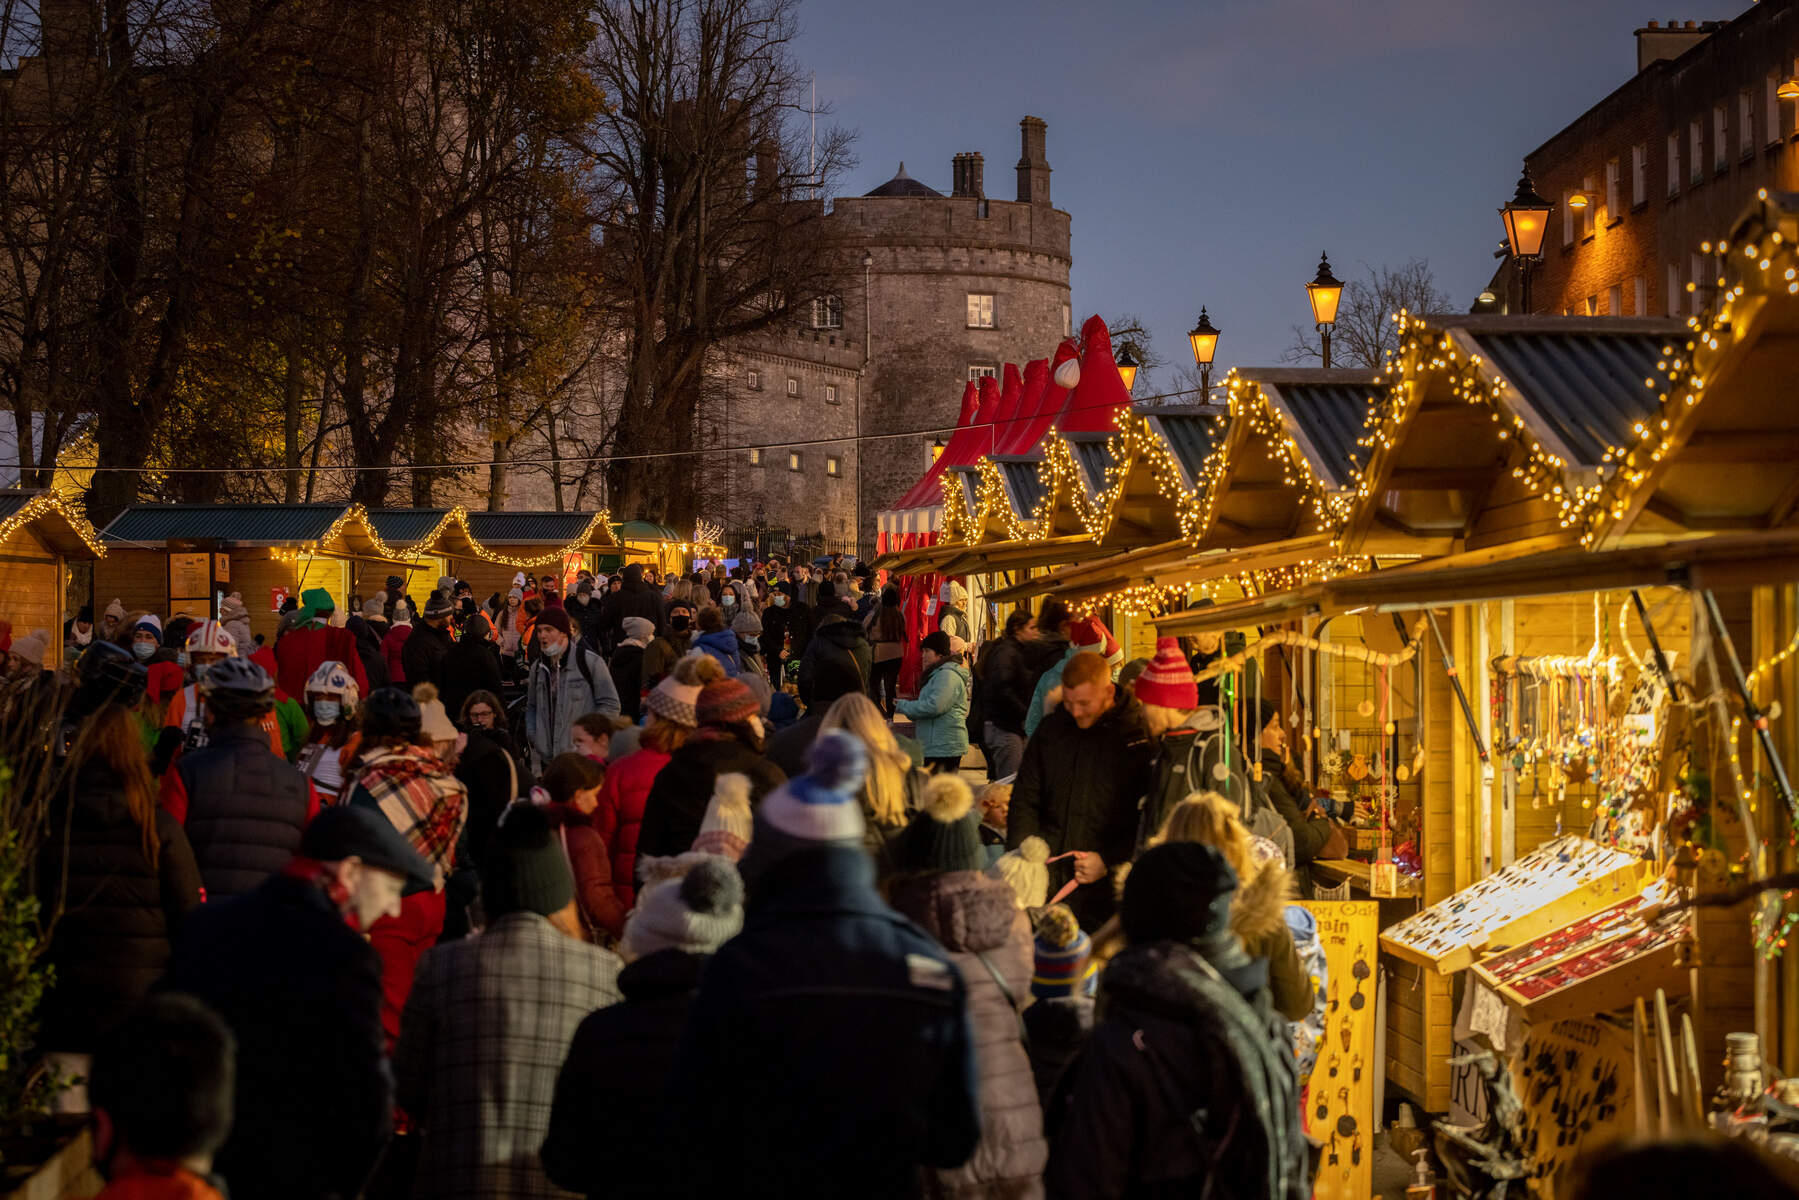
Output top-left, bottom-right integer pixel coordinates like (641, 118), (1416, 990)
(797, 0), (1746, 391)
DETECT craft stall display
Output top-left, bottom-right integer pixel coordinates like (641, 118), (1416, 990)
(1300, 900), (1382, 1200)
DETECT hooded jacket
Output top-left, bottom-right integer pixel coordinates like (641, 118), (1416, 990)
(1044, 939), (1308, 1200)
(438, 627), (504, 719)
(896, 658), (973, 759)
(592, 746), (668, 909)
(275, 622), (368, 708)
(382, 620), (414, 685)
(1229, 858), (1312, 1022)
(692, 628), (745, 676)
(978, 633), (1042, 736)
(797, 613), (871, 706)
(887, 871), (1048, 1198)
(343, 616), (390, 692)
(36, 761), (202, 1052)
(400, 619), (454, 692)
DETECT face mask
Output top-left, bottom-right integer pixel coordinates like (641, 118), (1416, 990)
(132, 641), (156, 661)
(771, 594), (787, 608)
(740, 636), (758, 651)
(313, 700), (342, 725)
(541, 637), (567, 659)
(669, 615), (690, 632)
(177, 650), (190, 667)
(722, 594), (736, 607)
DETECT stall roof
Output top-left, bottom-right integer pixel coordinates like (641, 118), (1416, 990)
(1234, 368), (1380, 493)
(1069, 433), (1116, 497)
(1142, 406), (1229, 489)
(614, 519), (684, 542)
(367, 508), (451, 545)
(0, 491), (106, 558)
(998, 458), (1047, 518)
(465, 511), (611, 546)
(103, 504), (347, 546)
(1154, 585), (1330, 636)
(983, 538), (1193, 604)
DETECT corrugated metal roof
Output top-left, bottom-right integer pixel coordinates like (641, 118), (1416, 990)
(1001, 461), (1045, 517)
(1272, 384), (1374, 489)
(1148, 412), (1226, 485)
(367, 508), (449, 544)
(0, 492), (32, 522)
(1467, 330), (1664, 468)
(102, 504), (345, 545)
(466, 511), (604, 545)
(1070, 437), (1115, 496)
(615, 520), (684, 541)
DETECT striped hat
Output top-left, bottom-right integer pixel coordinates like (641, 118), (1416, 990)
(1133, 636), (1198, 710)
(1031, 904), (1096, 1000)
(645, 675), (702, 727)
(756, 730), (868, 844)
(1068, 616), (1123, 669)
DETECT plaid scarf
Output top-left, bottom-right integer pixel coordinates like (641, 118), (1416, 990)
(353, 745), (467, 891)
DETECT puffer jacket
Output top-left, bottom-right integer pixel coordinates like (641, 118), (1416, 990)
(525, 646), (621, 765)
(692, 628), (744, 676)
(797, 614), (871, 706)
(36, 762), (202, 1052)
(593, 746), (668, 909)
(897, 659), (973, 759)
(160, 722), (316, 901)
(888, 870), (1047, 1198)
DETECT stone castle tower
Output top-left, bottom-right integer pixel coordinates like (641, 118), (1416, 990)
(714, 116), (1073, 557)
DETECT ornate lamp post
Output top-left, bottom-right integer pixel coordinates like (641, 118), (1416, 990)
(1500, 165), (1553, 313)
(1116, 344), (1140, 393)
(1188, 306), (1220, 400)
(1305, 253), (1345, 369)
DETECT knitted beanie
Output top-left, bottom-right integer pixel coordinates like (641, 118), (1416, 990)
(104, 598), (127, 623)
(988, 835), (1051, 910)
(392, 601), (413, 627)
(621, 616), (656, 642)
(422, 594), (456, 621)
(755, 730), (867, 843)
(691, 772), (753, 861)
(731, 610), (762, 637)
(362, 593), (386, 620)
(645, 675), (702, 727)
(537, 607), (573, 638)
(11, 630), (47, 667)
(1134, 636), (1198, 710)
(1121, 842), (1238, 945)
(896, 774), (984, 873)
(484, 803), (576, 918)
(620, 856), (745, 961)
(696, 676), (758, 727)
(1031, 904), (1096, 1000)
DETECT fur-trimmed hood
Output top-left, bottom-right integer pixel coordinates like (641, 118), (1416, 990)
(1231, 858), (1293, 944)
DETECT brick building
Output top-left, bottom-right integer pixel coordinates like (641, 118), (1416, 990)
(1508, 4), (1799, 318)
(713, 117), (1073, 557)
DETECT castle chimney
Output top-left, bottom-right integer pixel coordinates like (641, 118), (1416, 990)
(1635, 19), (1713, 72)
(951, 153), (968, 197)
(1016, 116), (1050, 205)
(967, 151), (984, 198)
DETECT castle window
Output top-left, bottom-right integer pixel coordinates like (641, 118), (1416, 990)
(1607, 284), (1621, 316)
(786, 378), (799, 398)
(1633, 276), (1646, 316)
(967, 365), (996, 381)
(966, 293), (995, 329)
(1689, 120), (1702, 184)
(748, 447), (763, 466)
(976, 199), (990, 219)
(1740, 90), (1755, 159)
(811, 295), (843, 329)
(748, 370), (761, 391)
(788, 451), (802, 472)
(1604, 159), (1619, 222)
(1580, 173), (1595, 238)
(824, 384), (839, 405)
(827, 456), (841, 477)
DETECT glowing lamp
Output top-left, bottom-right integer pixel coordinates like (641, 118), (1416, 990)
(1566, 191), (1590, 210)
(1500, 167), (1553, 260)
(1116, 344), (1140, 393)
(1780, 78), (1799, 101)
(1188, 307), (1220, 368)
(1305, 253), (1344, 327)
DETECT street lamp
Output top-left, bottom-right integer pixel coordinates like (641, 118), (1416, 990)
(1188, 306), (1220, 400)
(1499, 164), (1553, 313)
(1305, 253), (1344, 369)
(1116, 343), (1140, 393)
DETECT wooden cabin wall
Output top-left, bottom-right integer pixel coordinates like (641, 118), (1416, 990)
(233, 552), (297, 647)
(353, 558), (444, 608)
(449, 551), (581, 603)
(1464, 470), (1562, 552)
(0, 525), (63, 657)
(93, 548), (173, 621)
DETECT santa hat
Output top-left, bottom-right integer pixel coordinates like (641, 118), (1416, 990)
(691, 772), (753, 861)
(1068, 616), (1123, 670)
(1133, 636), (1198, 711)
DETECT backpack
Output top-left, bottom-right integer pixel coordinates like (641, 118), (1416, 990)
(1142, 726), (1296, 868)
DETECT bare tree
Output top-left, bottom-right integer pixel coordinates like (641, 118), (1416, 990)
(1281, 258), (1452, 371)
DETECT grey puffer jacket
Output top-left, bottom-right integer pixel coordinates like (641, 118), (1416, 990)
(888, 869), (1047, 1199)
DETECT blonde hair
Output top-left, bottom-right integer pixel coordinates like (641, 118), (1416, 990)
(1151, 790), (1259, 884)
(821, 692), (910, 826)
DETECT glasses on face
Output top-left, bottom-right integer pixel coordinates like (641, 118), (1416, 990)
(468, 708), (494, 722)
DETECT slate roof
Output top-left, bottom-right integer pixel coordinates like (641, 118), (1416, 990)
(1144, 409), (1228, 488)
(1268, 383), (1375, 489)
(367, 509), (449, 545)
(864, 162), (943, 198)
(1069, 435), (1116, 496)
(102, 504), (345, 545)
(465, 511), (607, 545)
(999, 460), (1046, 517)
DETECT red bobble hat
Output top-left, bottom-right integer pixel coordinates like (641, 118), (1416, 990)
(1133, 636), (1198, 711)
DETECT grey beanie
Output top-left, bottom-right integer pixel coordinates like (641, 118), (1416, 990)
(620, 857), (745, 960)
(621, 615), (656, 642)
(731, 610), (763, 636)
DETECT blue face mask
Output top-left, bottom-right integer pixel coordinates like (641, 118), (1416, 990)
(313, 700), (342, 725)
(177, 651), (190, 668)
(132, 641), (156, 661)
(722, 594), (736, 607)
(542, 638), (567, 659)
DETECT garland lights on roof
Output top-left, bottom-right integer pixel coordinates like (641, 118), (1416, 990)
(270, 504), (616, 570)
(0, 492), (107, 557)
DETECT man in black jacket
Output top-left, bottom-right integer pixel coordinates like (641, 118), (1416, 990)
(401, 593), (457, 691)
(797, 606), (870, 712)
(598, 563), (664, 650)
(1009, 651), (1153, 931)
(438, 610), (506, 719)
(161, 805), (431, 1200)
(978, 609), (1041, 781)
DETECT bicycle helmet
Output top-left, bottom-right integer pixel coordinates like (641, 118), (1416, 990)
(198, 657), (275, 718)
(361, 686), (422, 741)
(185, 619), (237, 658)
(305, 660), (361, 713)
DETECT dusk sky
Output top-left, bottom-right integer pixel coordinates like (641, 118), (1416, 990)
(798, 0), (1746, 394)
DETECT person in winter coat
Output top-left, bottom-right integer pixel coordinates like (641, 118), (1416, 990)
(382, 601), (414, 685)
(455, 689), (526, 871)
(1256, 699), (1342, 865)
(273, 590), (368, 704)
(159, 659), (316, 901)
(566, 577), (608, 648)
(437, 609), (505, 720)
(670, 731), (981, 1195)
(161, 804), (431, 1200)
(396, 803), (622, 1200)
(818, 692), (925, 881)
(610, 615), (654, 720)
(343, 687), (469, 1048)
(978, 610), (1041, 780)
(594, 660), (707, 910)
(865, 585), (907, 717)
(599, 562), (665, 649)
(732, 609), (767, 681)
(1009, 652), (1152, 932)
(525, 607), (621, 768)
(886, 774), (1049, 1198)
(218, 592), (254, 658)
(344, 611), (390, 693)
(400, 595), (456, 692)
(536, 752), (628, 942)
(937, 579), (973, 653)
(761, 582), (812, 667)
(250, 646), (311, 761)
(1021, 905), (1096, 1109)
(37, 704), (201, 1066)
(1044, 842), (1308, 1200)
(1025, 616), (1122, 740)
(637, 674), (784, 860)
(798, 603), (871, 708)
(542, 857), (746, 1200)
(897, 631), (973, 773)
(765, 641), (864, 779)
(639, 601), (693, 690)
(691, 604), (744, 675)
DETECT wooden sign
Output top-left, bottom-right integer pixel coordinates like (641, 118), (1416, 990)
(1298, 899), (1379, 1200)
(1513, 1017), (1633, 1200)
(168, 553), (211, 602)
(270, 587), (290, 612)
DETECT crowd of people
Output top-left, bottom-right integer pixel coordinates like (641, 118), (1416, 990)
(13, 558), (1554, 1199)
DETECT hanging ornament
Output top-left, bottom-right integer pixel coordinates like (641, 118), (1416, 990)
(1396, 764), (1411, 783)
(1357, 699), (1375, 718)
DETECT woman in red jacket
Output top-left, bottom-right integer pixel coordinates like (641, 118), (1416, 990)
(591, 663), (705, 910)
(537, 752), (626, 942)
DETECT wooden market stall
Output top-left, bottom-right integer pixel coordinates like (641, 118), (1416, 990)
(362, 508), (619, 602)
(0, 491), (106, 662)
